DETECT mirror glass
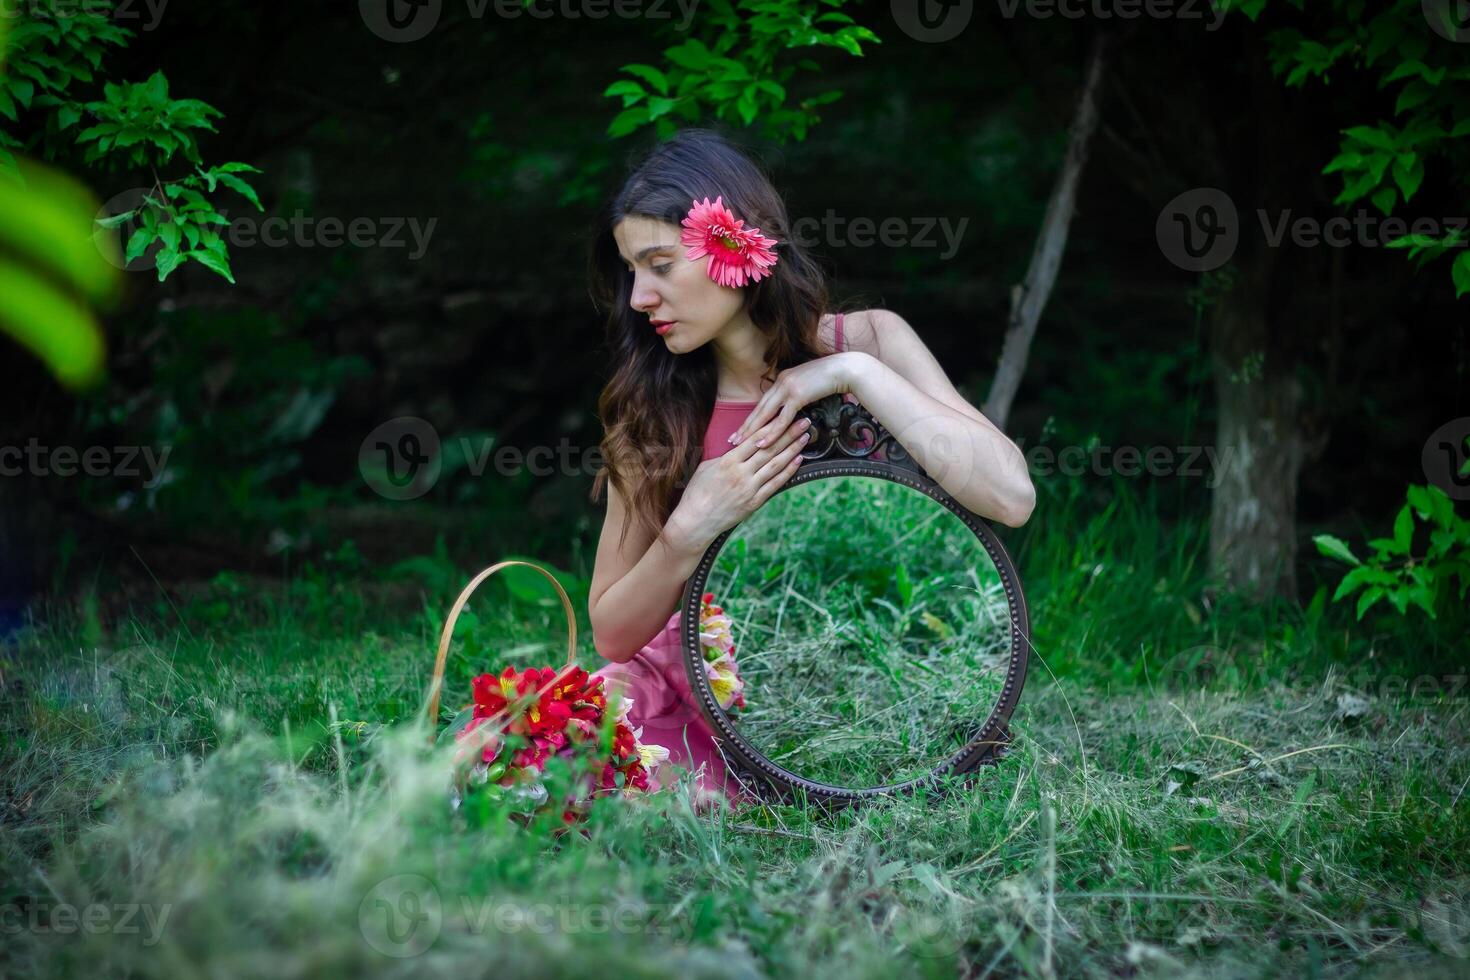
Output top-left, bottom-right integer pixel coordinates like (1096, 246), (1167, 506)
(693, 473), (1015, 791)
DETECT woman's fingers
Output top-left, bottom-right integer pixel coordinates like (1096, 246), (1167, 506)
(754, 425), (810, 483)
(732, 415), (808, 463)
(730, 395), (776, 447)
(757, 444), (806, 502)
(752, 405), (798, 448)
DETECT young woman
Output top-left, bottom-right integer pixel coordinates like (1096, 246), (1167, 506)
(584, 128), (1035, 811)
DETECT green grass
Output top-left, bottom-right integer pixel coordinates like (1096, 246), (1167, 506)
(3, 473), (1469, 979)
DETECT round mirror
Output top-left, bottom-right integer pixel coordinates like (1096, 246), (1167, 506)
(679, 394), (1029, 806)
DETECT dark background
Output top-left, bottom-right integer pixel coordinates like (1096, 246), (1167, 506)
(2, 0), (1465, 624)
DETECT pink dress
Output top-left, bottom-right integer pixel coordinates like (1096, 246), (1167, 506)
(590, 314), (865, 807)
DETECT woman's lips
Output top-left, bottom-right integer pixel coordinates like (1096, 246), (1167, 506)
(654, 322), (675, 335)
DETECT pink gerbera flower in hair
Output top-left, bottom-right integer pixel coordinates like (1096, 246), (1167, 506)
(680, 195), (779, 288)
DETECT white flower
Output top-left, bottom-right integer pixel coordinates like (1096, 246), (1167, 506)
(636, 739), (670, 772)
(613, 694), (635, 724)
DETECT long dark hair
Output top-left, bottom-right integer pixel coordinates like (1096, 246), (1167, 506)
(587, 128), (833, 548)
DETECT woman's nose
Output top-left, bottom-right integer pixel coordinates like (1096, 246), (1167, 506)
(630, 278), (660, 312)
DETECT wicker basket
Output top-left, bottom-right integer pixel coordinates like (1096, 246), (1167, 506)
(423, 559), (579, 739)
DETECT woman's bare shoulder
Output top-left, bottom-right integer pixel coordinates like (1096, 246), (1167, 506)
(823, 309), (881, 357)
(817, 312), (841, 356)
(813, 310), (882, 356)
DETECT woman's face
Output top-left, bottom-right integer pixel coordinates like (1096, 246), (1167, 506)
(612, 215), (746, 353)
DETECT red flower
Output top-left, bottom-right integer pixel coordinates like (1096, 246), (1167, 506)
(457, 662), (664, 823)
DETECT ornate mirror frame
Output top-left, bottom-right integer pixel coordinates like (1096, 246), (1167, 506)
(678, 393), (1030, 807)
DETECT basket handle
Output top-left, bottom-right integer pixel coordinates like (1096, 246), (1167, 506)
(423, 560), (578, 729)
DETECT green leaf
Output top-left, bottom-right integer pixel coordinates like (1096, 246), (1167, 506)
(1343, 125), (1396, 151)
(736, 89), (758, 126)
(1365, 20), (1402, 65)
(1454, 252), (1470, 299)
(1305, 584), (1327, 623)
(1405, 580), (1437, 618)
(606, 105), (649, 138)
(216, 172), (263, 211)
(188, 246), (235, 284)
(756, 79), (786, 103)
(1370, 185), (1396, 216)
(1355, 586), (1385, 620)
(435, 706), (477, 747)
(1393, 80), (1433, 115)
(1391, 153), (1424, 202)
(620, 63), (669, 95)
(93, 210), (135, 230)
(1363, 151), (1392, 185)
(1406, 484), (1453, 527)
(1384, 58), (1428, 85)
(664, 40), (713, 71)
(603, 79), (646, 105)
(142, 70), (169, 104)
(8, 76), (34, 109)
(1429, 528), (1459, 559)
(646, 96), (677, 120)
(1392, 503), (1415, 555)
(1321, 151), (1363, 175)
(154, 247), (184, 281)
(124, 226), (154, 264)
(1331, 565), (1375, 601)
(491, 555), (586, 611)
(1312, 534), (1360, 566)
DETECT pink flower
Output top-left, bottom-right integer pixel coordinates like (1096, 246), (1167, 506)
(680, 195), (779, 288)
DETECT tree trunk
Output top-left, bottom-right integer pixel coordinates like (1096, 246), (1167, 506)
(1207, 254), (1303, 601)
(983, 33), (1110, 432)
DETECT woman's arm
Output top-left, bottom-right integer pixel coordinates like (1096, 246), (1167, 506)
(588, 481), (709, 664)
(844, 311), (1035, 527)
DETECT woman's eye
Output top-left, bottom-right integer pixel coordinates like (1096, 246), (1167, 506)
(654, 264), (673, 276)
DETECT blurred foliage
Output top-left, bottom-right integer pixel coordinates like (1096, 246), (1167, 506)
(0, 158), (118, 387)
(0, 16), (118, 389)
(72, 303), (370, 534)
(462, 112), (612, 208)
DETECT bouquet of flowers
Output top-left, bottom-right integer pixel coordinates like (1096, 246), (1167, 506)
(697, 592), (747, 711)
(448, 664), (670, 825)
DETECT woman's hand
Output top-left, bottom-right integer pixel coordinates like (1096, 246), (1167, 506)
(668, 416), (814, 550)
(728, 353), (858, 449)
